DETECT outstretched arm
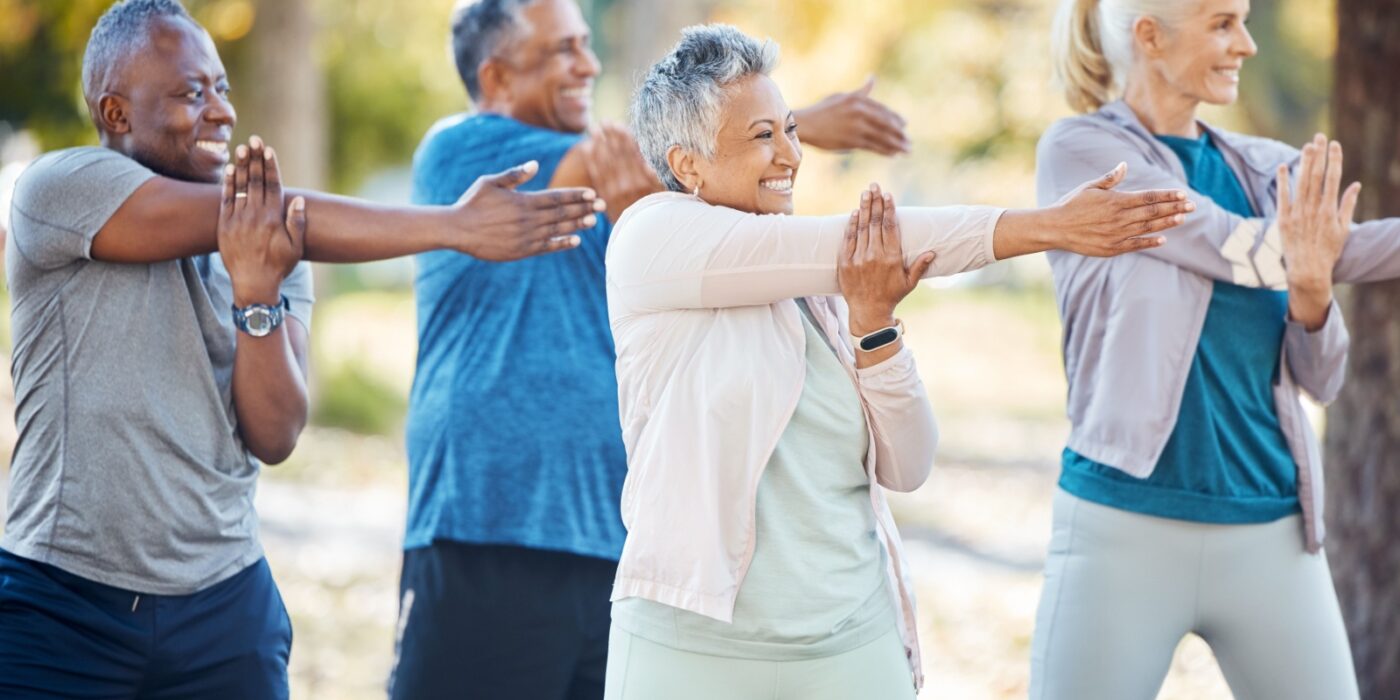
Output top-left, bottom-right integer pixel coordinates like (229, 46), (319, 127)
(90, 137), (605, 265)
(793, 77), (911, 156)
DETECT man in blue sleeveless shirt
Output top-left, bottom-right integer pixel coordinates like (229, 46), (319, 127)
(391, 1), (918, 697)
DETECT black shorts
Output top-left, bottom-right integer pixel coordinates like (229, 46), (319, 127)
(389, 542), (617, 700)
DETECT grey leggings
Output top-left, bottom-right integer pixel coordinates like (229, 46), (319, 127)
(1030, 488), (1358, 700)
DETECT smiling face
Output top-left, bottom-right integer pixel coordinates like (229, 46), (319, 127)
(98, 16), (235, 184)
(1142, 0), (1256, 107)
(686, 74), (801, 216)
(491, 0), (599, 133)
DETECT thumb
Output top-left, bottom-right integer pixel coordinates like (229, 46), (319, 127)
(907, 251), (936, 287)
(1094, 162), (1128, 190)
(490, 160), (540, 190)
(857, 75), (876, 97)
(285, 196), (307, 241)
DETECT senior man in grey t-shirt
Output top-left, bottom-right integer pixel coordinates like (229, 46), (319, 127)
(0, 0), (607, 696)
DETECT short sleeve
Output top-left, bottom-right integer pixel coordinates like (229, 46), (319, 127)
(8, 147), (155, 270)
(280, 261), (316, 330)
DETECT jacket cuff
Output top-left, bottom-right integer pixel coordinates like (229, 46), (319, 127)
(1283, 298), (1349, 404)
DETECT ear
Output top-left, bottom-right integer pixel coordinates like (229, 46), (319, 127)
(477, 58), (508, 104)
(1132, 16), (1166, 58)
(665, 144), (701, 192)
(97, 93), (131, 135)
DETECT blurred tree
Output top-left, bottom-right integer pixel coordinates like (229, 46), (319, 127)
(1324, 0), (1400, 696)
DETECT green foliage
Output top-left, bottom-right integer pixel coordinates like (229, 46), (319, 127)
(311, 360), (406, 435)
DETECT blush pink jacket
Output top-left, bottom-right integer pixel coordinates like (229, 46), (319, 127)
(604, 192), (1006, 688)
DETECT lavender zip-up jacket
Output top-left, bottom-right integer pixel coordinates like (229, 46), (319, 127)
(1036, 100), (1400, 552)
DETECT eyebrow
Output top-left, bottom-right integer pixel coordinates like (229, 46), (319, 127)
(748, 112), (795, 129)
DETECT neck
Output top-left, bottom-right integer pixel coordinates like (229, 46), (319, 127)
(1122, 73), (1201, 138)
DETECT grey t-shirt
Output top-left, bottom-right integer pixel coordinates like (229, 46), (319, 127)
(2, 147), (314, 594)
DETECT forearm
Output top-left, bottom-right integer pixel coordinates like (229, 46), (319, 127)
(991, 209), (1059, 260)
(291, 189), (449, 263)
(1287, 278), (1334, 332)
(231, 326), (308, 465)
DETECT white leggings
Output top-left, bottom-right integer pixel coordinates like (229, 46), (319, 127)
(1030, 488), (1358, 700)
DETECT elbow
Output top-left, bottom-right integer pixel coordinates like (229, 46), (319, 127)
(249, 432), (300, 465)
(875, 420), (939, 493)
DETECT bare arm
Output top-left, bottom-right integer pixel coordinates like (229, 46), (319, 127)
(91, 137), (605, 265)
(217, 143), (310, 464)
(553, 123), (664, 222)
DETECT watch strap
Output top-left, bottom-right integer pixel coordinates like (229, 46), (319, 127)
(851, 319), (904, 353)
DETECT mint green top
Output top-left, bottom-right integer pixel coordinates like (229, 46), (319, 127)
(612, 300), (895, 660)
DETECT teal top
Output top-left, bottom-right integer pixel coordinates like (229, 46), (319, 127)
(1060, 130), (1301, 523)
(612, 300), (894, 659)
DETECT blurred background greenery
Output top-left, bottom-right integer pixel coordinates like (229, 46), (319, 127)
(0, 0), (1337, 697)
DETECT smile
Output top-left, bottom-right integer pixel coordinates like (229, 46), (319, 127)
(561, 86), (591, 99)
(196, 140), (229, 158)
(1213, 67), (1240, 83)
(760, 178), (792, 193)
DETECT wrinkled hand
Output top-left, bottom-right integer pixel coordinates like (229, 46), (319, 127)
(838, 183), (935, 336)
(220, 136), (305, 307)
(1277, 134), (1360, 329)
(1051, 163), (1194, 256)
(452, 161), (606, 261)
(578, 122), (663, 221)
(795, 77), (910, 156)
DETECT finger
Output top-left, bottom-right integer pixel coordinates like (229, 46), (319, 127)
(1322, 141), (1343, 211)
(1275, 164), (1292, 220)
(220, 163), (237, 217)
(285, 195), (307, 244)
(491, 160), (540, 190)
(538, 233), (582, 255)
(1118, 188), (1186, 210)
(857, 75), (876, 97)
(1094, 162), (1128, 190)
(1116, 235), (1166, 253)
(1297, 143), (1319, 206)
(907, 251), (936, 287)
(842, 210), (859, 263)
(525, 186), (599, 211)
(233, 143), (250, 213)
(1137, 213), (1186, 235)
(881, 193), (899, 254)
(533, 201), (601, 228)
(869, 186), (887, 258)
(248, 136), (266, 206)
(855, 188), (873, 259)
(1339, 182), (1362, 226)
(1125, 194), (1193, 220)
(264, 145), (284, 203)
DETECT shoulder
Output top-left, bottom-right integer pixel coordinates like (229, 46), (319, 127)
(1038, 112), (1140, 159)
(14, 147), (151, 209)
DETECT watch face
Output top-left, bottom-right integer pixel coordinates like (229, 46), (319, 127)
(859, 327), (900, 351)
(245, 308), (273, 336)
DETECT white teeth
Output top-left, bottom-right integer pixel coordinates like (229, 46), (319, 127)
(196, 140), (228, 156)
(761, 178), (792, 192)
(561, 87), (590, 99)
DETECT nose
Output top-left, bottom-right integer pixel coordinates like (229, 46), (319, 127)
(205, 88), (236, 128)
(775, 126), (801, 169)
(1235, 23), (1258, 58)
(575, 44), (601, 79)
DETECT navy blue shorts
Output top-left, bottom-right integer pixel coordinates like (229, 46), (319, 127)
(0, 549), (292, 699)
(389, 542), (616, 700)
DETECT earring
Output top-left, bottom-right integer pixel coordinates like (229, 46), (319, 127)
(692, 182), (702, 197)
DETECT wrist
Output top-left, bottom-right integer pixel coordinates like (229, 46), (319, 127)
(232, 282), (282, 308)
(993, 209), (1059, 260)
(849, 310), (898, 337)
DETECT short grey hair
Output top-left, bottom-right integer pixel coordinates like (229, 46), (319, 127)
(82, 0), (195, 112)
(631, 24), (779, 193)
(451, 0), (535, 102)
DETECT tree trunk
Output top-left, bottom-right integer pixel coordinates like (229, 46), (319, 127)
(240, 0), (326, 190)
(1325, 1), (1400, 697)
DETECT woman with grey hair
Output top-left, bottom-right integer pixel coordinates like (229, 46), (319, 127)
(603, 24), (1191, 698)
(1031, 0), (1400, 698)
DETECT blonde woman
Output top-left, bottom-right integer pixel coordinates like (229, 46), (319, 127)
(1034, 1), (1400, 698)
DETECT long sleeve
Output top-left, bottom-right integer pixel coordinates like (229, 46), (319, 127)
(1038, 118), (1400, 289)
(1036, 120), (1285, 287)
(606, 193), (1002, 314)
(857, 346), (939, 492)
(1282, 299), (1350, 404)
